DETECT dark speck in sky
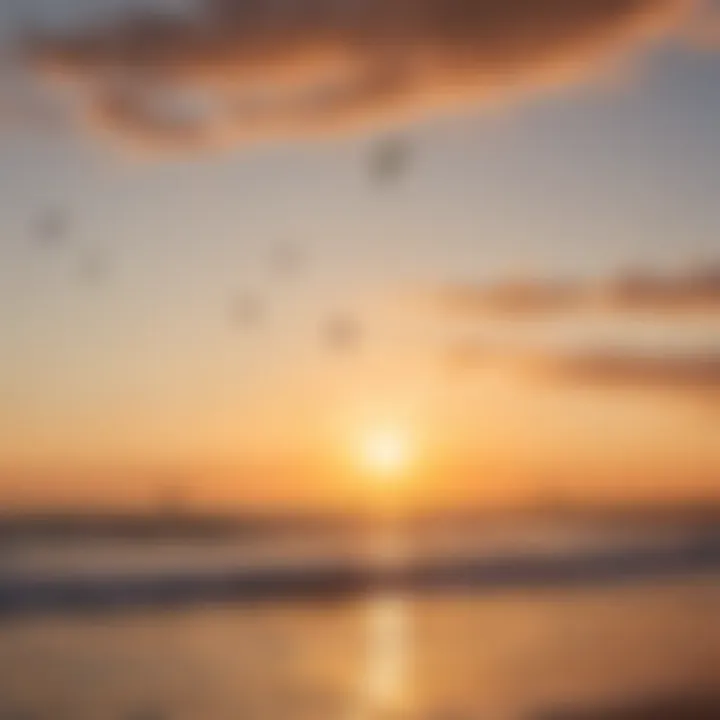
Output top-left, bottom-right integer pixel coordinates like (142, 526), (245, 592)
(370, 136), (411, 186)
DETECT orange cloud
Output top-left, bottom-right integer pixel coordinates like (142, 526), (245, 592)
(527, 349), (720, 391)
(446, 340), (720, 402)
(432, 263), (720, 319)
(23, 0), (700, 151)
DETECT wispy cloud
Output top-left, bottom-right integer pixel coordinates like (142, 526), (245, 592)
(525, 348), (720, 391)
(435, 261), (720, 400)
(432, 264), (720, 320)
(20, 0), (700, 151)
(447, 341), (720, 403)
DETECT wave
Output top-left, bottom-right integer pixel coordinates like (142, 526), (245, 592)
(1, 532), (719, 618)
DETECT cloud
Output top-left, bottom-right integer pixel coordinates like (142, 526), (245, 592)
(433, 263), (720, 319)
(437, 262), (720, 402)
(446, 341), (720, 401)
(21, 0), (700, 151)
(682, 0), (720, 46)
(0, 59), (66, 133)
(530, 349), (720, 390)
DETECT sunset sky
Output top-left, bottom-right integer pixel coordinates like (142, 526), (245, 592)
(1, 0), (719, 510)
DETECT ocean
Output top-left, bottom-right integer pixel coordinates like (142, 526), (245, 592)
(0, 519), (718, 719)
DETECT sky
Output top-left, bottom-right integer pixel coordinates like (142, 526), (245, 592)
(1, 0), (719, 510)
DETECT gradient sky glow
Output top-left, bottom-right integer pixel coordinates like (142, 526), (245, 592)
(1, 0), (720, 509)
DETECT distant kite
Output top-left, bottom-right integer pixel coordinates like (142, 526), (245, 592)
(370, 137), (411, 185)
(269, 242), (306, 279)
(34, 207), (68, 245)
(77, 248), (111, 284)
(323, 312), (362, 353)
(229, 292), (263, 328)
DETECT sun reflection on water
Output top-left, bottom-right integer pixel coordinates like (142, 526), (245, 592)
(348, 595), (410, 720)
(350, 524), (411, 720)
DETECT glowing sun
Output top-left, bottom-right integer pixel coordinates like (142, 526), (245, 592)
(360, 428), (412, 478)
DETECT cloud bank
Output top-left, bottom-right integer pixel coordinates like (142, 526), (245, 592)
(529, 349), (720, 391)
(447, 342), (720, 401)
(23, 0), (700, 151)
(434, 264), (720, 319)
(436, 261), (720, 401)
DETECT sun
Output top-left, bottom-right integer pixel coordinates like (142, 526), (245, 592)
(360, 427), (411, 479)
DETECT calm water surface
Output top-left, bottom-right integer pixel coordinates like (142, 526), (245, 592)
(1, 577), (719, 719)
